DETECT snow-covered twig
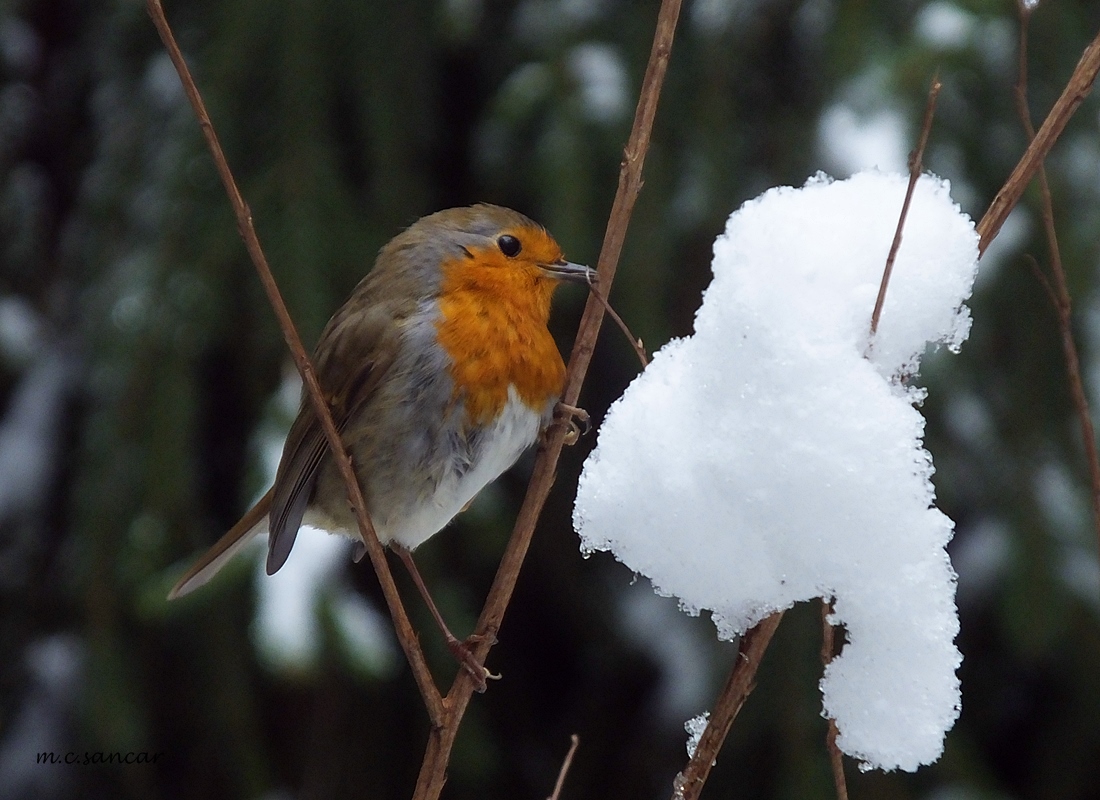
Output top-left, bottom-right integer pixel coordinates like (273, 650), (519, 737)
(675, 72), (946, 800)
(814, 74), (944, 795)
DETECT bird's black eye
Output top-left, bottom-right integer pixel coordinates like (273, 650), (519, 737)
(497, 235), (522, 257)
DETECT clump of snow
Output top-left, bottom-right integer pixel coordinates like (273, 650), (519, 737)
(684, 711), (710, 758)
(574, 171), (978, 771)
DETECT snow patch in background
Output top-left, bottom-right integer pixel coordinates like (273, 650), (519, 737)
(617, 582), (716, 722)
(247, 366), (398, 679)
(914, 2), (976, 50)
(0, 295), (43, 363)
(574, 171), (978, 771)
(252, 528), (398, 678)
(818, 104), (909, 176)
(253, 529), (344, 671)
(567, 42), (628, 123)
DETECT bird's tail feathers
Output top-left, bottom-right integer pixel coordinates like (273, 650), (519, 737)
(167, 488), (273, 600)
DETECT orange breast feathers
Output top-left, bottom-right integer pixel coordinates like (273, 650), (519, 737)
(434, 226), (568, 426)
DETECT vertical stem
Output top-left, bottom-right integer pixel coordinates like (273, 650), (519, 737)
(1013, 2), (1100, 566)
(976, 24), (1100, 255)
(412, 1), (685, 797)
(820, 600), (849, 800)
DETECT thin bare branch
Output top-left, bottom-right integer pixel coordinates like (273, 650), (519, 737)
(588, 283), (649, 367)
(547, 735), (580, 800)
(820, 600), (849, 800)
(145, 0), (444, 725)
(977, 23), (1100, 255)
(412, 1), (684, 796)
(1013, 1), (1100, 562)
(1023, 254), (1059, 310)
(870, 75), (941, 338)
(673, 611), (784, 800)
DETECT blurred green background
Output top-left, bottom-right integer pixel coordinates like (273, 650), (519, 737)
(3, 0), (1100, 798)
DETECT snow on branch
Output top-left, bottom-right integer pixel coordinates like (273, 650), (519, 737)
(574, 171), (979, 771)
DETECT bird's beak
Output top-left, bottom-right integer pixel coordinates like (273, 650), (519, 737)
(540, 259), (597, 286)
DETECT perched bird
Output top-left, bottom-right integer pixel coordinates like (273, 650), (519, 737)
(169, 204), (591, 610)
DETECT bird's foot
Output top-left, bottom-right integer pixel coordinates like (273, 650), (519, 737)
(547, 402), (591, 446)
(446, 632), (500, 693)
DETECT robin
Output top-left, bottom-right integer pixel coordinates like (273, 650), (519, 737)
(169, 204), (591, 674)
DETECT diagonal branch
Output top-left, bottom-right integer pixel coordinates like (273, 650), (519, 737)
(412, 0), (684, 797)
(976, 22), (1100, 255)
(547, 735), (580, 800)
(870, 74), (941, 339)
(145, 0), (444, 725)
(820, 599), (849, 800)
(672, 611), (784, 800)
(589, 282), (649, 367)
